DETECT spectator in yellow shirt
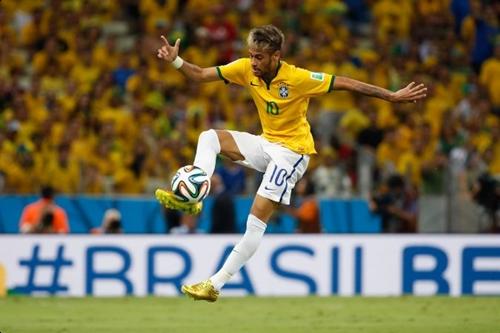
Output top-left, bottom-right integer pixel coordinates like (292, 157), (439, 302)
(480, 44), (500, 111)
(377, 127), (402, 174)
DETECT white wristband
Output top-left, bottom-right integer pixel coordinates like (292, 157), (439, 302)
(171, 56), (184, 69)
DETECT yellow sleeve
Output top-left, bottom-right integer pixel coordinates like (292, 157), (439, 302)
(296, 67), (334, 97)
(217, 58), (249, 86)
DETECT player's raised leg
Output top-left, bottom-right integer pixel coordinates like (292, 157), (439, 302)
(155, 129), (243, 214)
(182, 143), (309, 302)
(181, 194), (275, 302)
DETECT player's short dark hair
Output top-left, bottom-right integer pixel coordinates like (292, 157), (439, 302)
(41, 185), (54, 199)
(247, 25), (285, 53)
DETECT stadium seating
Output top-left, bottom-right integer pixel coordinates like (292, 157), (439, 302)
(0, 0), (498, 233)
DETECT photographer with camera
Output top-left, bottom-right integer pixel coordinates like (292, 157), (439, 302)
(19, 186), (69, 234)
(370, 174), (417, 233)
(92, 208), (123, 234)
(473, 172), (500, 232)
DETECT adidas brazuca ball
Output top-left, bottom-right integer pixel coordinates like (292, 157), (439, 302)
(171, 165), (211, 203)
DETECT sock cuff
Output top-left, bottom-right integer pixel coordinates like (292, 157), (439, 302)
(247, 214), (267, 232)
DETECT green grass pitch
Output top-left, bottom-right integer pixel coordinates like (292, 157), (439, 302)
(1, 296), (499, 333)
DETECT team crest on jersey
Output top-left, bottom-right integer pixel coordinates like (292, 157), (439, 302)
(279, 83), (289, 98)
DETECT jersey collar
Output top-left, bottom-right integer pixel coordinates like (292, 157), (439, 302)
(262, 61), (282, 90)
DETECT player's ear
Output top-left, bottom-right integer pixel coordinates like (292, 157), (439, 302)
(272, 50), (281, 61)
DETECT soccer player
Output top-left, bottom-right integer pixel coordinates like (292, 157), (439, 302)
(156, 25), (426, 302)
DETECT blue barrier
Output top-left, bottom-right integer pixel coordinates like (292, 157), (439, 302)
(0, 195), (381, 234)
(349, 199), (382, 233)
(320, 199), (381, 233)
(320, 200), (350, 233)
(0, 195), (39, 233)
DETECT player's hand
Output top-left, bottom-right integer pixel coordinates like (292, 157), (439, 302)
(157, 35), (180, 63)
(390, 82), (427, 103)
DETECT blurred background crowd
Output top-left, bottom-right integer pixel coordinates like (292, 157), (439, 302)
(0, 0), (499, 233)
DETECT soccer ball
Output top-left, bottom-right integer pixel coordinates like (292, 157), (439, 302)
(171, 165), (211, 203)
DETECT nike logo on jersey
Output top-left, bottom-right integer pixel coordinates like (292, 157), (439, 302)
(250, 82), (259, 86)
(264, 185), (276, 191)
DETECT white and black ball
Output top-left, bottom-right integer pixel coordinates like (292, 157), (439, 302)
(171, 165), (210, 203)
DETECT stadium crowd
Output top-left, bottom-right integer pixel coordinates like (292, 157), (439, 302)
(0, 0), (499, 232)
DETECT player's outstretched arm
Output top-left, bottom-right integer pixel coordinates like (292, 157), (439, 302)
(157, 36), (219, 82)
(333, 76), (427, 103)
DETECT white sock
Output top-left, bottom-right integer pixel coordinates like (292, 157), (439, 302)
(193, 129), (221, 178)
(210, 215), (267, 290)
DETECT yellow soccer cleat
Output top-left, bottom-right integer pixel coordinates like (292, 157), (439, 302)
(155, 189), (203, 215)
(181, 280), (219, 302)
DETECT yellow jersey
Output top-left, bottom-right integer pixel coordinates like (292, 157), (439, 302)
(217, 58), (334, 154)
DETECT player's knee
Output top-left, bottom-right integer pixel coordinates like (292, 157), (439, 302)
(250, 197), (277, 222)
(199, 129), (219, 144)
